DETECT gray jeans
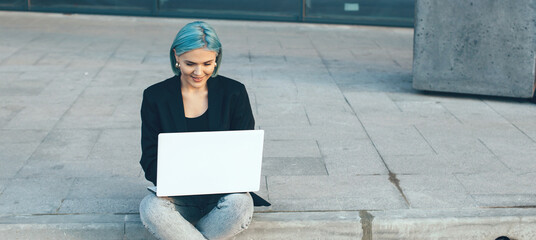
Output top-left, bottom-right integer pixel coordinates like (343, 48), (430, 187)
(139, 192), (254, 240)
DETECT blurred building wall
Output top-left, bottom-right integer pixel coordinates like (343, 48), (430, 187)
(0, 0), (415, 27)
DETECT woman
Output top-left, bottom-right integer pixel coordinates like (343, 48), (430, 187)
(139, 21), (269, 240)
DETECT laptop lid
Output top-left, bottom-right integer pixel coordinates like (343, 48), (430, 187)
(156, 130), (264, 197)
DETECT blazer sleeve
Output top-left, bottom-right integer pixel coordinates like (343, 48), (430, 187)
(230, 84), (255, 130)
(140, 89), (160, 186)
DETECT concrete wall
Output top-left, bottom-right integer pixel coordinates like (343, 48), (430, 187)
(413, 0), (536, 98)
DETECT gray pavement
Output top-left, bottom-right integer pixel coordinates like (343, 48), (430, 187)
(0, 11), (535, 239)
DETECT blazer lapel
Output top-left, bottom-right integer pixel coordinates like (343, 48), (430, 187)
(207, 77), (223, 131)
(167, 76), (187, 132)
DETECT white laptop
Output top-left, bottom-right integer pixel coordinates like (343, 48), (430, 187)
(154, 130), (264, 197)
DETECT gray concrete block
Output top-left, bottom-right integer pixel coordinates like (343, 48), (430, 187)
(0, 129), (48, 144)
(261, 157), (328, 176)
(58, 198), (141, 214)
(29, 129), (100, 162)
(304, 105), (361, 127)
(65, 177), (147, 200)
(4, 103), (71, 130)
(317, 138), (387, 175)
(267, 197), (344, 211)
(456, 172), (536, 195)
(124, 220), (158, 240)
(344, 91), (401, 115)
(397, 174), (476, 209)
(386, 153), (506, 176)
(267, 175), (407, 210)
(0, 142), (40, 178)
(0, 177), (73, 214)
(236, 212), (362, 240)
(253, 86), (299, 106)
(0, 223), (125, 240)
(0, 78), (47, 97)
(255, 103), (310, 127)
(369, 209), (536, 240)
(260, 125), (368, 141)
(16, 159), (115, 178)
(0, 214), (126, 239)
(336, 196), (408, 211)
(496, 153), (536, 174)
(87, 129), (140, 165)
(472, 194), (536, 208)
(382, 154), (448, 175)
(478, 129), (536, 156)
(364, 124), (436, 156)
(413, 0), (536, 98)
(263, 139), (321, 158)
(0, 179), (7, 196)
(413, 123), (494, 155)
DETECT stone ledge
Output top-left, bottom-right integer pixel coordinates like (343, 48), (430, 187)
(1, 209), (536, 239)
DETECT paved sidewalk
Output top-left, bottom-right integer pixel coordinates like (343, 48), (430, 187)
(0, 11), (535, 239)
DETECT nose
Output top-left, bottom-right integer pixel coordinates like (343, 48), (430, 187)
(193, 65), (202, 75)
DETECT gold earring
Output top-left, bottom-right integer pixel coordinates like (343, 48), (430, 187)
(175, 62), (180, 69)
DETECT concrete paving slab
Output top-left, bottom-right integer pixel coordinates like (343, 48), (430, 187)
(261, 125), (368, 141)
(318, 138), (387, 176)
(66, 177), (147, 200)
(397, 174), (476, 209)
(0, 179), (6, 197)
(4, 103), (71, 130)
(413, 123), (493, 155)
(236, 212), (363, 239)
(252, 103), (312, 127)
(253, 86), (299, 105)
(0, 177), (74, 214)
(0, 214), (125, 240)
(344, 91), (402, 115)
(125, 220), (159, 240)
(472, 194), (536, 209)
(364, 124), (436, 156)
(368, 208), (536, 240)
(267, 175), (407, 210)
(58, 198), (142, 214)
(261, 157), (328, 176)
(0, 129), (48, 144)
(496, 153), (536, 174)
(16, 159), (125, 179)
(263, 139), (321, 158)
(0, 142), (40, 178)
(455, 172), (536, 195)
(87, 129), (140, 165)
(28, 129), (100, 162)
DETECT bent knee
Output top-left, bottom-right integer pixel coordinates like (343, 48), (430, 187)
(218, 193), (253, 209)
(140, 194), (175, 222)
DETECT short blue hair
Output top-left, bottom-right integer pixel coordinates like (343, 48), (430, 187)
(170, 21), (222, 77)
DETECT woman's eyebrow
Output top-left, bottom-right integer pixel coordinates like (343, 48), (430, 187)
(184, 59), (214, 64)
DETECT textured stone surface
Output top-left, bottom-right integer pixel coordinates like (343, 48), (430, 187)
(1, 11), (536, 239)
(413, 0), (536, 98)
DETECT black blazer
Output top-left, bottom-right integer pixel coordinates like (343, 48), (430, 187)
(140, 75), (270, 206)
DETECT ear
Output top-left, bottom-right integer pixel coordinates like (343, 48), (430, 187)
(173, 49), (180, 62)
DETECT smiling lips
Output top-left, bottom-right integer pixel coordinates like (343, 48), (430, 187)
(192, 76), (205, 82)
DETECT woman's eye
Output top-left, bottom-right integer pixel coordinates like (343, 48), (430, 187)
(186, 63), (194, 66)
(204, 63), (212, 66)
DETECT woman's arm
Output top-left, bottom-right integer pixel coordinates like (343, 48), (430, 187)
(230, 84), (255, 130)
(140, 89), (161, 186)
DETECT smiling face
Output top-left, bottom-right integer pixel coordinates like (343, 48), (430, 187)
(175, 48), (218, 91)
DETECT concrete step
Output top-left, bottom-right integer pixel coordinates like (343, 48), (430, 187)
(1, 209), (535, 239)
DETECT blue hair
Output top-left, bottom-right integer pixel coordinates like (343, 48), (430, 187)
(170, 21), (222, 77)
